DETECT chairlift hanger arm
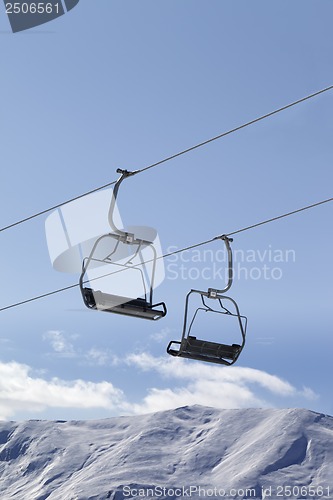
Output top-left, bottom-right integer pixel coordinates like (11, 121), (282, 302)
(108, 168), (153, 247)
(207, 235), (233, 296)
(108, 168), (138, 236)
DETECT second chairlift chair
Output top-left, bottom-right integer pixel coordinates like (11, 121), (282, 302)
(79, 169), (167, 320)
(167, 235), (247, 365)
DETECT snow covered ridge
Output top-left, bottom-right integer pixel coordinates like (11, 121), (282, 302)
(0, 406), (332, 500)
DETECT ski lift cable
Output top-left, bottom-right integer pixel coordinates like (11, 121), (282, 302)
(137, 85), (333, 174)
(0, 180), (117, 234)
(226, 196), (333, 237)
(0, 195), (332, 313)
(1, 85), (333, 234)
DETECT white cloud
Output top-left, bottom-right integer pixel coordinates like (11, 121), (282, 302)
(84, 348), (120, 367)
(300, 386), (318, 401)
(124, 353), (318, 415)
(0, 361), (125, 420)
(43, 331), (120, 367)
(149, 327), (174, 343)
(43, 330), (76, 357)
(0, 351), (319, 421)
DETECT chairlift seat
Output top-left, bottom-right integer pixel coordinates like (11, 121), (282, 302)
(167, 335), (242, 365)
(82, 287), (166, 320)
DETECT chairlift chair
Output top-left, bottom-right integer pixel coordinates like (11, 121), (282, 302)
(167, 236), (247, 365)
(79, 169), (167, 320)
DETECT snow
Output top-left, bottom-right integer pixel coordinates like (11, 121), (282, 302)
(0, 406), (332, 499)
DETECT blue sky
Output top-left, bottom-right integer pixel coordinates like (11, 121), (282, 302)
(0, 0), (332, 420)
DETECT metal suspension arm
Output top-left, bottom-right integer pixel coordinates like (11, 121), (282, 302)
(208, 235), (233, 296)
(108, 168), (137, 236)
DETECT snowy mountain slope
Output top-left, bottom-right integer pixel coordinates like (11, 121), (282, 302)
(0, 406), (332, 499)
